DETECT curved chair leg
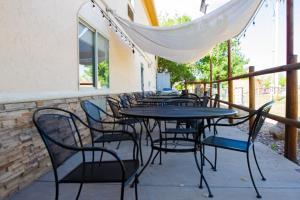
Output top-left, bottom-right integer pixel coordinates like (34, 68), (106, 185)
(213, 147), (217, 171)
(55, 182), (59, 200)
(195, 149), (213, 197)
(246, 152), (262, 198)
(120, 182), (125, 200)
(134, 176), (139, 200)
(252, 145), (266, 181)
(75, 183), (83, 200)
(139, 123), (144, 166)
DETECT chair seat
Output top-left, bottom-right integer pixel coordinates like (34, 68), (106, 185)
(60, 160), (139, 184)
(94, 133), (138, 143)
(163, 128), (197, 134)
(202, 136), (251, 152)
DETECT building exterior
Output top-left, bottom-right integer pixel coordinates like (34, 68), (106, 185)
(0, 0), (158, 199)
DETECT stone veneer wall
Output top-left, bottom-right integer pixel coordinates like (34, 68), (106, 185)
(0, 94), (108, 199)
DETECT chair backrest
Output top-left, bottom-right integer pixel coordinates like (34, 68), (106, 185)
(118, 94), (130, 108)
(107, 97), (123, 118)
(125, 93), (136, 106)
(33, 108), (83, 169)
(166, 98), (197, 107)
(200, 96), (209, 107)
(213, 94), (219, 108)
(133, 92), (143, 100)
(80, 100), (105, 139)
(249, 101), (274, 142)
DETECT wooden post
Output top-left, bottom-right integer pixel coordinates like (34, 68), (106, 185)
(285, 0), (298, 162)
(184, 80), (188, 94)
(210, 52), (213, 106)
(227, 40), (233, 123)
(217, 76), (221, 108)
(249, 66), (255, 128)
(204, 83), (206, 92)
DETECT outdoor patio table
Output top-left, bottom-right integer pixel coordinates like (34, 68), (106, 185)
(137, 97), (196, 105)
(146, 95), (180, 99)
(120, 105), (237, 192)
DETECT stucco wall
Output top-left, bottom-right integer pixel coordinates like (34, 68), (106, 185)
(0, 0), (157, 102)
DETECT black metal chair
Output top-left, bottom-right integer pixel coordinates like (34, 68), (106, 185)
(201, 101), (274, 198)
(81, 100), (143, 164)
(33, 107), (139, 200)
(118, 94), (131, 108)
(107, 97), (144, 165)
(206, 94), (220, 130)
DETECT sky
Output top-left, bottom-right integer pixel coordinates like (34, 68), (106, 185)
(154, 0), (300, 70)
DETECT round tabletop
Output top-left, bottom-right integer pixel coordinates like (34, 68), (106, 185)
(120, 106), (237, 120)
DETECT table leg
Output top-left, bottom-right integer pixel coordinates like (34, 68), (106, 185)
(133, 119), (155, 184)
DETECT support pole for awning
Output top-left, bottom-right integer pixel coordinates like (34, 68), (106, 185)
(285, 0), (298, 163)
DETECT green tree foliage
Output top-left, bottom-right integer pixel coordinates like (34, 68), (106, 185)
(157, 58), (195, 87)
(195, 40), (249, 81)
(278, 74), (286, 88)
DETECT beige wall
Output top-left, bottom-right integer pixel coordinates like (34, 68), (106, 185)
(0, 0), (157, 102)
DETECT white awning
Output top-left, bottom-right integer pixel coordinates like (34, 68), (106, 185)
(113, 0), (262, 63)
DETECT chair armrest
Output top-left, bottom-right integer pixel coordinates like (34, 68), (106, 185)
(43, 136), (127, 175)
(71, 115), (138, 143)
(202, 112), (257, 135)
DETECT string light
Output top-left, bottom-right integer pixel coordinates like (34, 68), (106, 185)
(89, 0), (152, 60)
(236, 0), (264, 41)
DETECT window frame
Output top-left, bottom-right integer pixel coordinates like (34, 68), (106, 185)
(78, 19), (110, 90)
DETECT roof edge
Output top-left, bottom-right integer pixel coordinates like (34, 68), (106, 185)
(141, 0), (159, 26)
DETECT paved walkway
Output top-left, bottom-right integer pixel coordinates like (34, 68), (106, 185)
(7, 125), (300, 200)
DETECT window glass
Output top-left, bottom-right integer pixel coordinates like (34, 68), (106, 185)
(79, 23), (95, 87)
(97, 33), (109, 88)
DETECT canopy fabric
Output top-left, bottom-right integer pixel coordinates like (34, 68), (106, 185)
(113, 0), (262, 63)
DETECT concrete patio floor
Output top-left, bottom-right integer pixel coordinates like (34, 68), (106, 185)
(7, 124), (300, 200)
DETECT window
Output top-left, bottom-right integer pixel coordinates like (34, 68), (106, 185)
(79, 22), (95, 87)
(78, 21), (109, 89)
(97, 33), (109, 88)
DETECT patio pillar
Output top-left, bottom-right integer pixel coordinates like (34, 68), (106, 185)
(285, 0), (298, 162)
(249, 66), (255, 128)
(184, 80), (188, 94)
(227, 40), (233, 123)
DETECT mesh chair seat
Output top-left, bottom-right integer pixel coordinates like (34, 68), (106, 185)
(60, 160), (139, 183)
(94, 133), (139, 143)
(202, 136), (251, 152)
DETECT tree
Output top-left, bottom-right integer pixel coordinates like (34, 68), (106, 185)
(157, 58), (195, 87)
(278, 74), (286, 88)
(195, 40), (249, 81)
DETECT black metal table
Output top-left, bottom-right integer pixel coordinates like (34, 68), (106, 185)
(137, 98), (196, 105)
(120, 105), (237, 196)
